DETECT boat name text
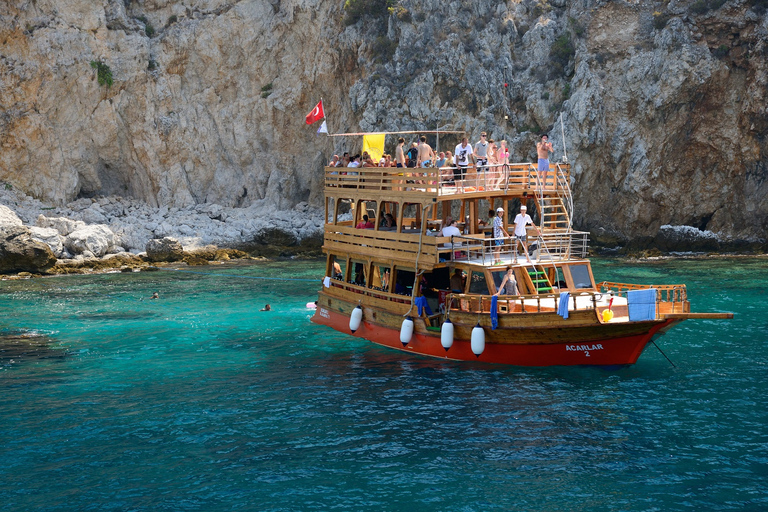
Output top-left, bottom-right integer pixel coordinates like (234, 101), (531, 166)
(566, 344), (604, 357)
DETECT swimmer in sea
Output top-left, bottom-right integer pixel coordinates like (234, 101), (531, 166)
(260, 304), (271, 311)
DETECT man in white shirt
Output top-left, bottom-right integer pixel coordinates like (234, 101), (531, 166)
(513, 205), (540, 263)
(453, 137), (474, 192)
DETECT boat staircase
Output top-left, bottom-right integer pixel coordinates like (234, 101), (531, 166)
(531, 163), (578, 262)
(526, 267), (554, 294)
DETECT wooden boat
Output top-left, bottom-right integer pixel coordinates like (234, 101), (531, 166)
(311, 154), (732, 366)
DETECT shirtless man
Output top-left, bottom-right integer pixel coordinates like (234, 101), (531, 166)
(395, 137), (406, 168)
(417, 135), (435, 168)
(536, 134), (554, 189)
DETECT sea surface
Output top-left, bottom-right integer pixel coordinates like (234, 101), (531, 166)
(1, 257), (766, 511)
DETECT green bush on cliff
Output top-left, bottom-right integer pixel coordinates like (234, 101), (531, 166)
(550, 33), (575, 76)
(90, 61), (113, 88)
(344, 0), (396, 26)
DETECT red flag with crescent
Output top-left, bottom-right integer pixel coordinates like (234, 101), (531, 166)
(305, 100), (325, 125)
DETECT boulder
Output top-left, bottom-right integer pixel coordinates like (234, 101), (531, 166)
(29, 226), (65, 257)
(0, 205), (23, 228)
(64, 225), (117, 257)
(145, 237), (184, 262)
(0, 226), (57, 273)
(36, 215), (86, 236)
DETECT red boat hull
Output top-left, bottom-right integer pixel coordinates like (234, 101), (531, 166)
(312, 306), (677, 367)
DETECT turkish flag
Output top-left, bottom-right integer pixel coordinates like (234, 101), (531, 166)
(305, 100), (324, 125)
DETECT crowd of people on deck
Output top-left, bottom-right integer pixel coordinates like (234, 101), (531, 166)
(327, 132), (554, 192)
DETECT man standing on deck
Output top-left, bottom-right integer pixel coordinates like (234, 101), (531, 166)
(395, 138), (406, 168)
(493, 207), (511, 265)
(453, 137), (474, 192)
(536, 134), (554, 189)
(513, 205), (540, 264)
(474, 132), (490, 177)
(417, 135), (435, 168)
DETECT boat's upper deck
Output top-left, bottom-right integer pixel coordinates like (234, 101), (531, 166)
(324, 162), (570, 200)
(322, 161), (587, 270)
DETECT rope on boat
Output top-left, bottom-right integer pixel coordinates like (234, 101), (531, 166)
(651, 339), (677, 368)
(404, 202), (432, 318)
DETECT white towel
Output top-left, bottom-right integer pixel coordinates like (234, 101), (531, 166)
(323, 276), (331, 288)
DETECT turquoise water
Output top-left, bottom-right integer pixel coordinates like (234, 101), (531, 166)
(1, 258), (766, 511)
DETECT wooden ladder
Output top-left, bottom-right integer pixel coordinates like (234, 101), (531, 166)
(537, 195), (571, 232)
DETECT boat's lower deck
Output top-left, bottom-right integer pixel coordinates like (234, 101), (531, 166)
(312, 291), (679, 366)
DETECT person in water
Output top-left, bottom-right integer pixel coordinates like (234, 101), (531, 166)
(495, 266), (519, 296)
(260, 304), (271, 311)
(150, 292), (159, 299)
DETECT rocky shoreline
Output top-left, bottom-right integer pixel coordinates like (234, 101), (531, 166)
(1, 185), (765, 277)
(0, 186), (325, 275)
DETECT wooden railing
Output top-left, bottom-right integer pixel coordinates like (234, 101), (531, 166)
(324, 163), (570, 197)
(598, 282), (688, 303)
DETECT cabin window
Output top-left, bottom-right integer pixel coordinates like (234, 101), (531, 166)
(401, 203), (423, 233)
(336, 199), (353, 224)
(330, 255), (346, 281)
(378, 202), (398, 231)
(468, 270), (489, 295)
(491, 269), (520, 295)
(351, 260), (368, 287)
(355, 200), (377, 229)
(393, 268), (415, 296)
(548, 266), (566, 291)
(569, 264), (594, 289)
(371, 264), (391, 292)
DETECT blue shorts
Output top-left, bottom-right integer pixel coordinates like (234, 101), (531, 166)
(495, 239), (504, 246)
(538, 158), (549, 172)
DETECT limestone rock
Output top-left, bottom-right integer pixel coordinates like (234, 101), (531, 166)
(0, 206), (23, 228)
(36, 216), (87, 236)
(0, 226), (57, 273)
(65, 225), (117, 257)
(29, 226), (65, 257)
(145, 237), (184, 262)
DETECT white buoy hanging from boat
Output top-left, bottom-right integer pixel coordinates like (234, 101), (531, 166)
(471, 323), (485, 357)
(349, 305), (363, 333)
(400, 317), (414, 346)
(441, 318), (454, 351)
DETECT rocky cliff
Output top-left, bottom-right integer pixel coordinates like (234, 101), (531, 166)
(1, 0), (766, 249)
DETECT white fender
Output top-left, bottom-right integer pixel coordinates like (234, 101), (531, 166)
(349, 306), (363, 333)
(471, 323), (485, 357)
(400, 317), (414, 346)
(440, 318), (454, 351)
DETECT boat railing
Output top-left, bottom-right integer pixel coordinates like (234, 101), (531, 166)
(447, 283), (687, 318)
(554, 163), (574, 230)
(327, 276), (414, 304)
(324, 163), (569, 197)
(446, 291), (604, 315)
(445, 231), (589, 264)
(598, 282), (688, 303)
